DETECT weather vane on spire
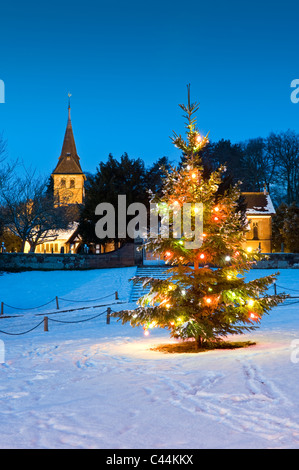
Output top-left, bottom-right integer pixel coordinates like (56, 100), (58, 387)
(67, 93), (72, 120)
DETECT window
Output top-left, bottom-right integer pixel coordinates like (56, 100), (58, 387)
(70, 179), (75, 188)
(253, 222), (259, 240)
(61, 179), (66, 188)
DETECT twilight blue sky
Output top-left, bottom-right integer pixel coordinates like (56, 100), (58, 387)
(0, 0), (298, 176)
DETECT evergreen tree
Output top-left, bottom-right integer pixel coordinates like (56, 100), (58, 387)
(146, 156), (172, 196)
(79, 153), (149, 250)
(113, 87), (287, 349)
(272, 203), (287, 252)
(272, 203), (299, 253)
(79, 154), (172, 250)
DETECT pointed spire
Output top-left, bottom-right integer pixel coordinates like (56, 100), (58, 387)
(68, 92), (72, 121)
(52, 96), (84, 175)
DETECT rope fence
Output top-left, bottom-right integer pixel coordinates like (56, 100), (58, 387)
(0, 291), (119, 316)
(0, 307), (112, 336)
(0, 283), (298, 335)
(272, 282), (299, 306)
(2, 282), (297, 316)
(0, 319), (45, 336)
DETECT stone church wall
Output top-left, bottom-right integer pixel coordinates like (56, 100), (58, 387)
(0, 249), (298, 272)
(0, 243), (143, 271)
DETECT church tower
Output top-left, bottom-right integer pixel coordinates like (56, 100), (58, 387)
(52, 98), (86, 206)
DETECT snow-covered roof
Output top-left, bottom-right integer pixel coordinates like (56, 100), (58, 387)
(46, 222), (79, 241)
(243, 192), (276, 215)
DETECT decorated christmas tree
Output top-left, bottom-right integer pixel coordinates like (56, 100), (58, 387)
(113, 86), (287, 350)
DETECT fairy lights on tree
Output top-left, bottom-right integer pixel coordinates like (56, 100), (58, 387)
(113, 85), (287, 350)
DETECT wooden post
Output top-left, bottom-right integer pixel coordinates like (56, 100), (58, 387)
(115, 291), (119, 300)
(56, 296), (59, 310)
(1, 302), (3, 316)
(106, 307), (111, 325)
(44, 316), (49, 332)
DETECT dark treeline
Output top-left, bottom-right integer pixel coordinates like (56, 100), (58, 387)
(198, 129), (299, 207)
(1, 129), (299, 252)
(79, 153), (171, 250)
(80, 129), (299, 252)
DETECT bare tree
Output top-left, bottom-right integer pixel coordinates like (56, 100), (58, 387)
(240, 137), (278, 193)
(0, 167), (72, 252)
(266, 130), (299, 205)
(0, 133), (7, 161)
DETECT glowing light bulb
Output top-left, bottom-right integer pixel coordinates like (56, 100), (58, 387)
(181, 289), (186, 296)
(199, 253), (205, 259)
(249, 313), (258, 320)
(166, 303), (171, 309)
(191, 172), (197, 179)
(227, 275), (232, 280)
(144, 329), (149, 336)
(225, 256), (231, 262)
(165, 251), (172, 257)
(214, 206), (220, 212)
(214, 216), (219, 221)
(247, 247), (253, 253)
(205, 297), (212, 304)
(248, 299), (255, 307)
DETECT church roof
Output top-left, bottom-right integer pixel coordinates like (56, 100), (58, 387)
(243, 192), (276, 215)
(52, 105), (85, 176)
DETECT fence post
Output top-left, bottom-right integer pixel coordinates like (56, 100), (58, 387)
(1, 302), (3, 316)
(56, 296), (59, 310)
(44, 316), (49, 332)
(106, 307), (111, 325)
(115, 291), (119, 300)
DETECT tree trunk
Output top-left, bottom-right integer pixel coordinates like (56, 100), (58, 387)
(20, 239), (26, 253)
(195, 336), (203, 350)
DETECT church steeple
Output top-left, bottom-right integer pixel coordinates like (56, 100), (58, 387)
(51, 97), (86, 206)
(52, 96), (83, 175)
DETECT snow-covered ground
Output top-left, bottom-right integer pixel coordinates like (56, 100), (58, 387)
(0, 267), (299, 449)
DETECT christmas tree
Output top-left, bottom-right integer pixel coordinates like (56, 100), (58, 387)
(113, 86), (287, 350)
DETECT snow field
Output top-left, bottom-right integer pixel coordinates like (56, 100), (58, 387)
(0, 267), (299, 449)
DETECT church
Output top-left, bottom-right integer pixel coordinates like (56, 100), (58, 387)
(51, 102), (86, 207)
(28, 101), (276, 256)
(25, 101), (86, 254)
